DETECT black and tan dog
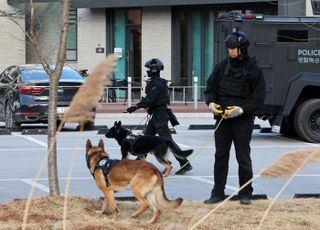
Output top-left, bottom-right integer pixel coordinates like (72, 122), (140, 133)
(105, 121), (193, 176)
(86, 139), (183, 223)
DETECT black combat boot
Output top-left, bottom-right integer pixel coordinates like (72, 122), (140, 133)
(175, 163), (193, 175)
(204, 190), (223, 204)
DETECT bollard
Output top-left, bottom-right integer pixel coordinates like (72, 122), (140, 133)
(193, 76), (198, 109)
(127, 76), (132, 107)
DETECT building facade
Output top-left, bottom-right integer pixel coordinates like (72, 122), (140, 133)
(1, 0), (319, 97)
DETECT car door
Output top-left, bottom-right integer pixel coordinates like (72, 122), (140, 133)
(0, 67), (13, 121)
(0, 66), (20, 122)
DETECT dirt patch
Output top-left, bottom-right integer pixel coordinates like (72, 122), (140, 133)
(0, 196), (319, 229)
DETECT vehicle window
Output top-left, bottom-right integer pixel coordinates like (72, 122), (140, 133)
(21, 68), (84, 82)
(277, 29), (308, 42)
(7, 68), (18, 82)
(0, 67), (14, 83)
(0, 72), (6, 83)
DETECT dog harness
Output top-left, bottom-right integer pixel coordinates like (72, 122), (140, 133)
(124, 134), (141, 155)
(92, 157), (120, 186)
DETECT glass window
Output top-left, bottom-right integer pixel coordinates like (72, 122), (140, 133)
(277, 30), (308, 42)
(66, 9), (77, 61)
(312, 0), (320, 15)
(21, 68), (84, 82)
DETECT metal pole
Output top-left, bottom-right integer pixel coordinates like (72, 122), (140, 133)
(172, 87), (175, 102)
(106, 87), (109, 103)
(127, 76), (132, 107)
(194, 76), (198, 109)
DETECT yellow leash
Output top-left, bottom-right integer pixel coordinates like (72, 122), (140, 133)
(175, 113), (227, 174)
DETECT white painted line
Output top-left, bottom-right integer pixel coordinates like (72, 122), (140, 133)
(190, 176), (238, 191)
(190, 176), (213, 185)
(1, 174), (320, 183)
(0, 145), (316, 152)
(175, 142), (193, 149)
(20, 179), (49, 193)
(11, 133), (47, 147)
(0, 147), (119, 151)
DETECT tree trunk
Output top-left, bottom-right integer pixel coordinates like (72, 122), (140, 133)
(47, 76), (60, 195)
(47, 0), (70, 195)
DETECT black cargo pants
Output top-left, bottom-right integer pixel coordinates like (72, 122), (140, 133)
(211, 115), (254, 199)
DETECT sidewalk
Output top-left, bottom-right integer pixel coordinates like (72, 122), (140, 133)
(96, 102), (208, 113)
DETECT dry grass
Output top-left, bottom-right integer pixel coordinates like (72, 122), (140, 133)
(261, 148), (320, 177)
(63, 54), (117, 124)
(0, 196), (319, 230)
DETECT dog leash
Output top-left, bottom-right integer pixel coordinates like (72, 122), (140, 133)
(131, 114), (149, 132)
(174, 113), (227, 175)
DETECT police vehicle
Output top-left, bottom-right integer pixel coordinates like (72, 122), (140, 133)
(215, 13), (320, 142)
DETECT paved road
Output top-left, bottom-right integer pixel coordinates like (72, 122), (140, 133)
(0, 113), (319, 204)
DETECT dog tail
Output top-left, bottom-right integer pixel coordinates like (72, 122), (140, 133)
(167, 140), (193, 159)
(147, 173), (183, 211)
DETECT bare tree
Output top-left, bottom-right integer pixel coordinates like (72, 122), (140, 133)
(27, 0), (71, 195)
(1, 0), (71, 195)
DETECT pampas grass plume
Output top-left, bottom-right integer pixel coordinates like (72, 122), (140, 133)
(261, 148), (320, 177)
(63, 54), (117, 124)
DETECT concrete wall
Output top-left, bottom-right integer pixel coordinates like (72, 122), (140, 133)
(0, 2), (25, 72)
(26, 3), (61, 65)
(77, 8), (106, 72)
(141, 7), (172, 84)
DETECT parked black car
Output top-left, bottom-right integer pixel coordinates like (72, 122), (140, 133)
(0, 64), (95, 129)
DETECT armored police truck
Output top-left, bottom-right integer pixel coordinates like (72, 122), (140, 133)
(215, 13), (320, 143)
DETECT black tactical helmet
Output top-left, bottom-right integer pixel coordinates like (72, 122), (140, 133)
(225, 31), (250, 54)
(145, 58), (164, 76)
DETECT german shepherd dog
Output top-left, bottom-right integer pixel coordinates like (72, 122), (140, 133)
(105, 121), (193, 176)
(86, 139), (183, 223)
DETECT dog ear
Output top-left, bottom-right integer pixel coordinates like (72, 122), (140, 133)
(118, 121), (121, 126)
(86, 139), (92, 152)
(114, 121), (117, 126)
(98, 139), (104, 150)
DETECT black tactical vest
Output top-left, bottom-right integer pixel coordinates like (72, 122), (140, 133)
(146, 77), (170, 108)
(218, 59), (253, 98)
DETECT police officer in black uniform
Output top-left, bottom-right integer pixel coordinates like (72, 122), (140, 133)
(127, 58), (193, 175)
(204, 31), (266, 205)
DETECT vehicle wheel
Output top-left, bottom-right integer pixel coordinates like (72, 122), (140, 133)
(294, 99), (320, 143)
(5, 103), (19, 129)
(56, 120), (65, 130)
(82, 121), (95, 131)
(280, 116), (297, 137)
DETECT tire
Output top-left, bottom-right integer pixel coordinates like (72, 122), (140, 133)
(82, 121), (95, 131)
(294, 99), (320, 143)
(56, 120), (65, 130)
(5, 103), (20, 129)
(280, 116), (297, 137)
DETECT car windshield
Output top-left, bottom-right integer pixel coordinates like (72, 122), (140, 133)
(21, 68), (84, 83)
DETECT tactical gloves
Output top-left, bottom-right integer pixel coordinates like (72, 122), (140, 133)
(224, 106), (244, 119)
(126, 105), (137, 113)
(208, 102), (223, 116)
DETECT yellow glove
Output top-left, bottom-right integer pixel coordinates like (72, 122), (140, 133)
(224, 106), (244, 119)
(208, 102), (223, 116)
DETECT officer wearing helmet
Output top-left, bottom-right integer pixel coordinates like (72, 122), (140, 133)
(204, 31), (266, 205)
(127, 58), (193, 175)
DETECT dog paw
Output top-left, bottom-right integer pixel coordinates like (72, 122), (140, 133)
(162, 170), (171, 177)
(101, 210), (108, 215)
